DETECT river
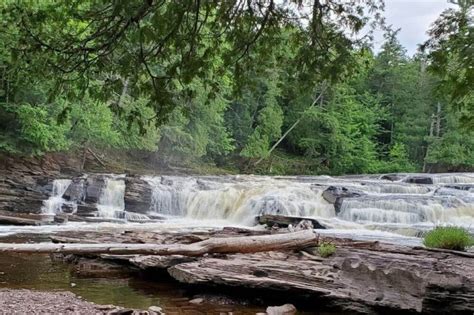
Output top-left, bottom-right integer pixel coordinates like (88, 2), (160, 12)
(1, 172), (473, 312)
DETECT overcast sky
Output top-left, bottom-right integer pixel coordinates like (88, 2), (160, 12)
(373, 0), (455, 55)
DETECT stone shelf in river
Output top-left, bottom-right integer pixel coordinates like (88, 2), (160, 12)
(45, 227), (474, 314)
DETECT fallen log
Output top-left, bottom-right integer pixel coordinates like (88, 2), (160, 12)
(0, 230), (318, 256)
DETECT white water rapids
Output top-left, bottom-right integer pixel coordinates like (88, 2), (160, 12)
(6, 173), (474, 245)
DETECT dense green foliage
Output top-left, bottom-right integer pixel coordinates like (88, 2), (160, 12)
(423, 226), (473, 251)
(0, 1), (472, 174)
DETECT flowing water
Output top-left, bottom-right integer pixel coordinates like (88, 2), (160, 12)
(41, 179), (75, 214)
(143, 174), (474, 231)
(26, 172), (474, 244)
(2, 173), (474, 312)
(97, 176), (150, 221)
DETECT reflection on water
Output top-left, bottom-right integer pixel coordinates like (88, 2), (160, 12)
(0, 252), (267, 313)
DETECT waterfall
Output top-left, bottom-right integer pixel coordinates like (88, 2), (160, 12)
(97, 177), (126, 218)
(97, 176), (150, 221)
(144, 176), (334, 225)
(356, 183), (431, 194)
(41, 179), (74, 214)
(338, 196), (467, 224)
(432, 174), (474, 184)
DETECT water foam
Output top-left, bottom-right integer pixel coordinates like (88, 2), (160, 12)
(41, 179), (74, 214)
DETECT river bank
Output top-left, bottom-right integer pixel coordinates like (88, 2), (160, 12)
(0, 289), (148, 314)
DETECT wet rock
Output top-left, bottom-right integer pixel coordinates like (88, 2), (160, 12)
(322, 186), (365, 214)
(0, 212), (43, 225)
(124, 177), (152, 214)
(54, 214), (69, 224)
(63, 178), (86, 202)
(257, 214), (326, 229)
(84, 175), (107, 203)
(380, 173), (405, 181)
(404, 176), (433, 185)
(0, 176), (49, 214)
(62, 203), (75, 213)
(443, 184), (474, 191)
(72, 258), (133, 277)
(76, 204), (97, 217)
(266, 304), (297, 315)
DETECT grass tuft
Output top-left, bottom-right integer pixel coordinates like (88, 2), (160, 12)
(423, 226), (473, 251)
(318, 242), (336, 258)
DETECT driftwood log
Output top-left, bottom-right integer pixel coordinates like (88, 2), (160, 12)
(0, 230), (318, 256)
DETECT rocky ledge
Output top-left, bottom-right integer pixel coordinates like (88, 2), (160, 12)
(47, 227), (474, 315)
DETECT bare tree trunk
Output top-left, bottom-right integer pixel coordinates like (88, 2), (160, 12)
(254, 84), (327, 166)
(0, 230), (318, 256)
(436, 102), (441, 137)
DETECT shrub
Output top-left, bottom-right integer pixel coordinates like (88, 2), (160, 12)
(318, 242), (336, 258)
(423, 226), (473, 251)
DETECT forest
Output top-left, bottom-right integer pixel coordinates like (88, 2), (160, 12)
(0, 0), (472, 175)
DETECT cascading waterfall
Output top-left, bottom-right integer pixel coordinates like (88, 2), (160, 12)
(37, 173), (474, 233)
(144, 176), (334, 225)
(338, 195), (468, 225)
(41, 179), (74, 214)
(356, 183), (431, 194)
(431, 174), (474, 184)
(96, 177), (126, 218)
(97, 176), (150, 221)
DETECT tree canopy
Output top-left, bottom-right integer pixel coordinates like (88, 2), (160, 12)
(0, 0), (472, 174)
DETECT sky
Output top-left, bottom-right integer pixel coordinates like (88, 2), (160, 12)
(373, 0), (455, 55)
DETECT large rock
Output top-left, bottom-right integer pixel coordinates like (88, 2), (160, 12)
(403, 176), (434, 185)
(63, 178), (86, 202)
(380, 173), (405, 181)
(322, 186), (365, 214)
(124, 177), (152, 214)
(76, 204), (97, 217)
(0, 176), (51, 214)
(257, 214), (326, 229)
(84, 175), (106, 203)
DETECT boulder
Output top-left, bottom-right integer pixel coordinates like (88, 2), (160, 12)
(380, 173), (405, 181)
(63, 178), (85, 202)
(322, 186), (365, 214)
(257, 214), (326, 229)
(84, 176), (106, 203)
(124, 177), (152, 214)
(403, 176), (433, 185)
